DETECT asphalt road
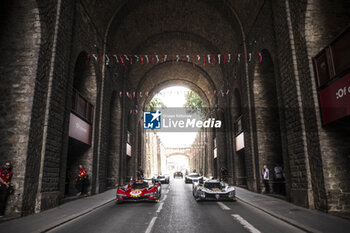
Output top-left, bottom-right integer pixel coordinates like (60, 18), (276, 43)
(48, 179), (305, 233)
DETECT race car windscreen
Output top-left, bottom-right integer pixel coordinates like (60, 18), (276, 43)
(131, 182), (149, 189)
(204, 182), (222, 189)
(189, 173), (199, 177)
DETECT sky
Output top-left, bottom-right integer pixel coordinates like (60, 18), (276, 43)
(153, 86), (198, 147)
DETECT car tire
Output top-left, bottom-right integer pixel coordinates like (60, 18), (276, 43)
(154, 191), (161, 203)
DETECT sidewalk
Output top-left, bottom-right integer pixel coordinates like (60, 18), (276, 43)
(0, 189), (116, 233)
(235, 187), (350, 233)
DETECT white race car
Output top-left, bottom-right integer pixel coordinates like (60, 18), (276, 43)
(185, 173), (203, 183)
(152, 174), (170, 184)
(192, 179), (236, 201)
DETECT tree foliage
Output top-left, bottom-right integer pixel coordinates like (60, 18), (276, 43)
(184, 91), (207, 118)
(147, 97), (167, 111)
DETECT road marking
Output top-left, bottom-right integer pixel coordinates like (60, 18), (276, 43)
(217, 202), (230, 210)
(162, 194), (167, 201)
(156, 202), (164, 213)
(145, 217), (157, 233)
(232, 214), (261, 233)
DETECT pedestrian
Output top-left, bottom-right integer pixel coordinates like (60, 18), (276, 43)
(262, 165), (270, 193)
(0, 161), (13, 217)
(76, 164), (88, 196)
(274, 164), (284, 194)
(193, 168), (197, 173)
(200, 167), (203, 176)
(220, 167), (228, 182)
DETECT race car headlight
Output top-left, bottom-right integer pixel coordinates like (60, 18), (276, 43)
(229, 191), (235, 197)
(116, 194), (127, 198)
(197, 190), (205, 198)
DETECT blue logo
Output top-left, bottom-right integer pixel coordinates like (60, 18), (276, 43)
(143, 111), (161, 129)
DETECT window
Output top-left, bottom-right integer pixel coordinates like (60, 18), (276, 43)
(72, 89), (94, 124)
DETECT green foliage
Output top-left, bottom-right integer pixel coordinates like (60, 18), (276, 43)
(184, 91), (207, 119)
(147, 97), (167, 111)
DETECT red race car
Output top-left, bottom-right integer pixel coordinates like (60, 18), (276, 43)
(116, 179), (161, 203)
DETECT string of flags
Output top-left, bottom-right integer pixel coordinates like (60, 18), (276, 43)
(128, 107), (225, 115)
(117, 90), (234, 99)
(87, 52), (263, 66)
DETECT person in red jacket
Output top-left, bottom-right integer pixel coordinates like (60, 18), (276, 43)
(76, 164), (88, 196)
(0, 161), (13, 217)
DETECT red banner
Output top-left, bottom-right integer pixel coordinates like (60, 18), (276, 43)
(69, 113), (92, 145)
(319, 72), (350, 125)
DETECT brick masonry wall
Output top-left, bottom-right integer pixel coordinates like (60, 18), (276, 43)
(33, 0), (75, 212)
(270, 0), (350, 217)
(270, 0), (314, 208)
(1, 0), (349, 218)
(106, 89), (122, 188)
(233, 1), (289, 194)
(0, 0), (56, 216)
(98, 67), (125, 191)
(299, 0), (350, 217)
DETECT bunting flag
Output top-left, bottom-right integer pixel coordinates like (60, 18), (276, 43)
(87, 52), (263, 66)
(116, 89), (234, 99)
(126, 107), (226, 115)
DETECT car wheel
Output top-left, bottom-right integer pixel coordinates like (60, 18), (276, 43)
(194, 193), (200, 201)
(154, 191), (161, 203)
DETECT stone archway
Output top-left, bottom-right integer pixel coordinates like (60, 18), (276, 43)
(252, 49), (284, 194)
(65, 52), (98, 196)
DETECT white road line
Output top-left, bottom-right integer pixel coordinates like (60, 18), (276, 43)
(232, 214), (261, 233)
(217, 202), (230, 210)
(162, 194), (167, 201)
(156, 202), (164, 213)
(145, 217), (157, 233)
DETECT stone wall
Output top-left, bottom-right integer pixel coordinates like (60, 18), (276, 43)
(33, 0), (75, 212)
(1, 0), (349, 218)
(301, 0), (350, 217)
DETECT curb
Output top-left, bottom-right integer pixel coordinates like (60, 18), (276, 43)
(39, 198), (116, 233)
(236, 196), (321, 233)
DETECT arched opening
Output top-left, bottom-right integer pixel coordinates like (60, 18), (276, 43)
(142, 86), (211, 178)
(167, 154), (190, 175)
(65, 52), (97, 197)
(253, 50), (285, 195)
